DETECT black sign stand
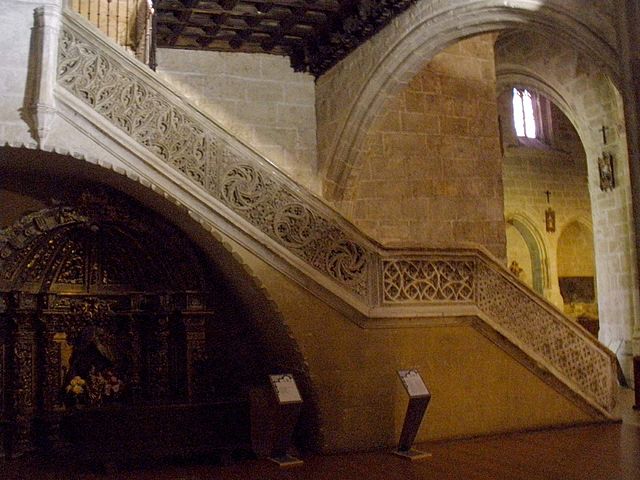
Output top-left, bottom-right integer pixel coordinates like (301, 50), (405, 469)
(633, 356), (640, 410)
(395, 369), (432, 461)
(267, 374), (304, 467)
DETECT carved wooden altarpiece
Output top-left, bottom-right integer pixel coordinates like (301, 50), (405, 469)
(0, 191), (224, 458)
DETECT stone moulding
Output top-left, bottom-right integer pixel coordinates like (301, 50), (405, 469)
(48, 9), (618, 417)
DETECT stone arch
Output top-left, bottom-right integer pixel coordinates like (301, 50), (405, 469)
(506, 213), (549, 295)
(492, 31), (638, 356)
(0, 144), (324, 450)
(556, 219), (598, 322)
(318, 0), (620, 200)
(557, 218), (596, 279)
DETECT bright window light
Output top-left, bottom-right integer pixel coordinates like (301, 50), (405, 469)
(513, 88), (537, 139)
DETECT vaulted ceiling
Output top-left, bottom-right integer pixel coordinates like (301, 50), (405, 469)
(154, 0), (417, 77)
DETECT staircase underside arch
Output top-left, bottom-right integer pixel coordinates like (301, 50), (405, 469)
(0, 146), (323, 452)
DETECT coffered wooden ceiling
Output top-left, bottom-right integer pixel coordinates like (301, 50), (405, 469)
(154, 0), (417, 77)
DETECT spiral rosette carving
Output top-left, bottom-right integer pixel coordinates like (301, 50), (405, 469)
(382, 259), (475, 303)
(476, 262), (616, 412)
(323, 239), (368, 287)
(273, 203), (318, 248)
(220, 165), (271, 210)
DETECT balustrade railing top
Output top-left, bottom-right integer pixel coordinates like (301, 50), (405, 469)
(50, 8), (618, 416)
(68, 0), (154, 66)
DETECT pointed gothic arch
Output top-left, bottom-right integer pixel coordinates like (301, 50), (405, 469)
(506, 213), (549, 296)
(318, 1), (620, 200)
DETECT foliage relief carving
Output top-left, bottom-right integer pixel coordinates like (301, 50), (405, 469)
(58, 26), (369, 297)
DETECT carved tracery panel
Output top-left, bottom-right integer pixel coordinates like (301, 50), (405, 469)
(382, 259), (475, 303)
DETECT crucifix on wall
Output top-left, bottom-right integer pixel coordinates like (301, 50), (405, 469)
(544, 190), (555, 233)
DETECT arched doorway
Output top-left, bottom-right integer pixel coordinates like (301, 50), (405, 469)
(557, 221), (598, 335)
(506, 216), (547, 296)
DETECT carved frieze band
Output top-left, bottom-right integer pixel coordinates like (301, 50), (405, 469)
(382, 259), (475, 303)
(476, 263), (615, 411)
(57, 23), (369, 297)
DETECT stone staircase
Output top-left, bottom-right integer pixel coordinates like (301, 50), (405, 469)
(40, 8), (619, 419)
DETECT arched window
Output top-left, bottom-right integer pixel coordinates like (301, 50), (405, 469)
(511, 88), (553, 145)
(512, 88), (536, 138)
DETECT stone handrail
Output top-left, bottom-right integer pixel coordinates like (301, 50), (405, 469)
(50, 9), (617, 416)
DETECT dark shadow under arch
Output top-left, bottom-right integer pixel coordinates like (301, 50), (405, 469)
(0, 145), (322, 452)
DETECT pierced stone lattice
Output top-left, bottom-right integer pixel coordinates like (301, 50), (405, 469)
(382, 259), (475, 303)
(57, 24), (369, 297)
(476, 262), (616, 411)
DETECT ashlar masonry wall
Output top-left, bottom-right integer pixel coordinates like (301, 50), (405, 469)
(500, 89), (595, 313)
(334, 34), (506, 259)
(156, 50), (319, 193)
(494, 29), (639, 370)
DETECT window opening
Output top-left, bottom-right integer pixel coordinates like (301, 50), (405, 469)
(513, 88), (537, 139)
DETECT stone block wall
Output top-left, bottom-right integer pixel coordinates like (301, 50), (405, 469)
(156, 49), (319, 193)
(315, 0), (619, 202)
(494, 29), (639, 362)
(333, 35), (506, 259)
(500, 89), (595, 313)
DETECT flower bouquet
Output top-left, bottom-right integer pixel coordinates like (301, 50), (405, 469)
(87, 367), (125, 406)
(64, 376), (88, 409)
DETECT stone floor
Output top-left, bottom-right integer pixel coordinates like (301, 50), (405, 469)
(1, 388), (639, 480)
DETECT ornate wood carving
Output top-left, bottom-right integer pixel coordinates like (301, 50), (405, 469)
(11, 311), (37, 456)
(154, 0), (418, 76)
(183, 315), (207, 400)
(148, 315), (171, 400)
(0, 321), (7, 419)
(0, 193), (211, 294)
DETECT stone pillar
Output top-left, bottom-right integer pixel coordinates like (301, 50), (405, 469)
(616, 0), (640, 365)
(30, 4), (62, 146)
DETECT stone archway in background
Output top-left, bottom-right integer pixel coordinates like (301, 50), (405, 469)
(506, 215), (549, 297)
(317, 0), (620, 201)
(493, 31), (638, 376)
(314, 0), (635, 376)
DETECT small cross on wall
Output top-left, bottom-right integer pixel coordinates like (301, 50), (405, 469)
(544, 190), (555, 233)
